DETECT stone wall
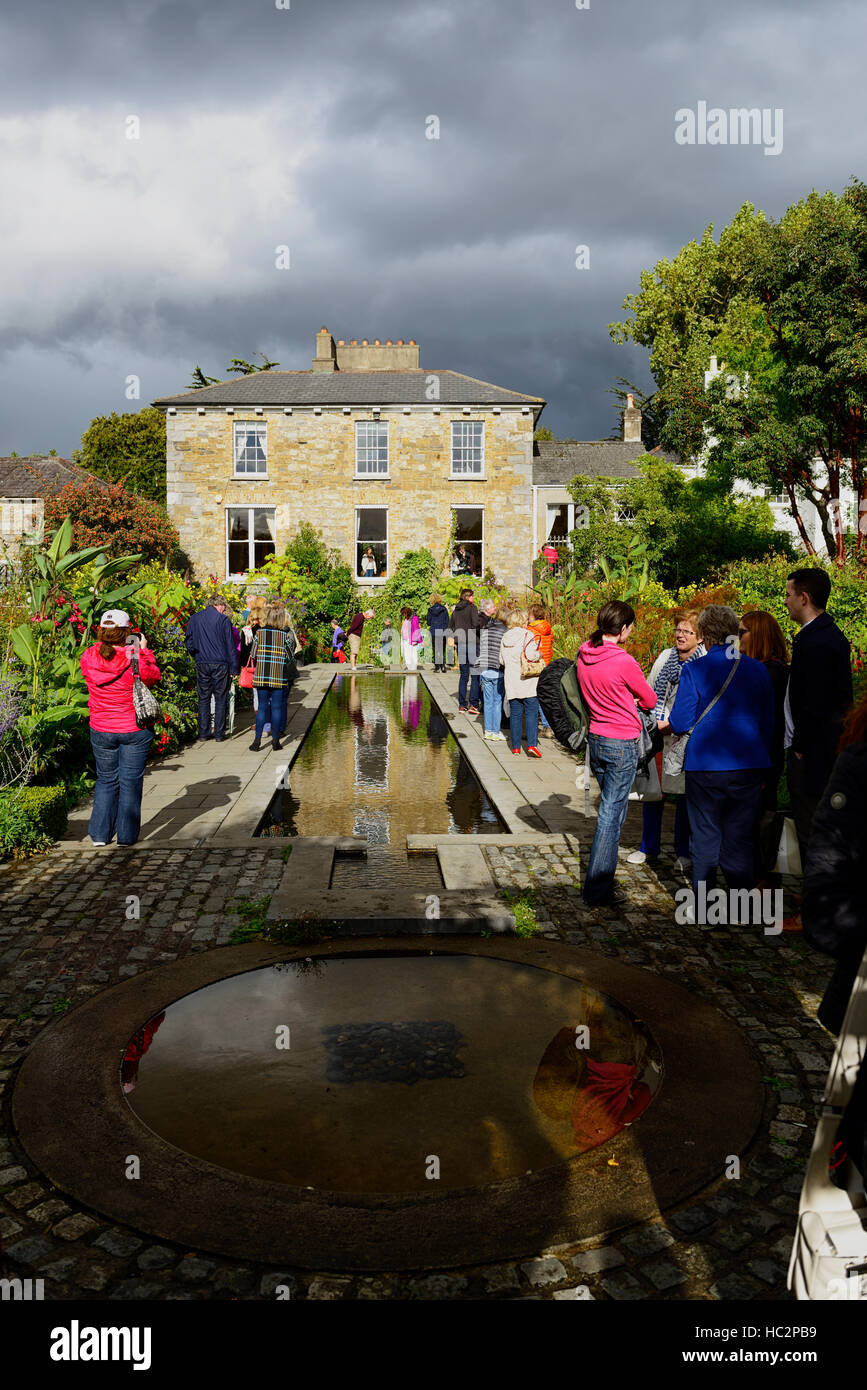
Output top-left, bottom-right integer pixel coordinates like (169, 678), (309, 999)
(166, 408), (535, 590)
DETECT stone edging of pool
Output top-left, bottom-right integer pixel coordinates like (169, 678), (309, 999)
(13, 937), (766, 1273)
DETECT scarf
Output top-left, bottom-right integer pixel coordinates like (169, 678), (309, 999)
(654, 642), (706, 721)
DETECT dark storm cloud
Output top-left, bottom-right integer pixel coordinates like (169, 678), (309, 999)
(0, 0), (864, 454)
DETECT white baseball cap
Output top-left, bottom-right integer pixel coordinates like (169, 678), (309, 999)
(100, 609), (130, 627)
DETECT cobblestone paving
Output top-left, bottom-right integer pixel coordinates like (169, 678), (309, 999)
(0, 835), (835, 1301)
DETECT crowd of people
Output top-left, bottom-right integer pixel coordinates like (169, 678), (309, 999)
(77, 570), (865, 1027)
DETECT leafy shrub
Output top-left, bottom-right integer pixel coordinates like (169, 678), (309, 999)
(45, 480), (180, 565)
(249, 522), (355, 660)
(0, 785), (67, 858)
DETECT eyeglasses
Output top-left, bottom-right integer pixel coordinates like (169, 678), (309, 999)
(674, 628), (695, 636)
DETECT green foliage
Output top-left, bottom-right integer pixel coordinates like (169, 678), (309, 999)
(610, 182), (867, 560)
(249, 522), (355, 660)
(228, 895), (273, 944)
(74, 408), (168, 504)
(0, 785), (67, 858)
(503, 890), (541, 938)
(567, 459), (792, 591)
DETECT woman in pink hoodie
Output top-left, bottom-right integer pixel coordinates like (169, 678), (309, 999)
(80, 609), (161, 847)
(577, 601), (656, 907)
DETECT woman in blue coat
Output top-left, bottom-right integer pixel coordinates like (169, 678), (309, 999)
(668, 605), (774, 917)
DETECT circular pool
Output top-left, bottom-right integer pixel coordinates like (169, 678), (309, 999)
(13, 939), (765, 1270)
(122, 955), (663, 1193)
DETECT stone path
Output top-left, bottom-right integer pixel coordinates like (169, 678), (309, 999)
(0, 665), (837, 1300)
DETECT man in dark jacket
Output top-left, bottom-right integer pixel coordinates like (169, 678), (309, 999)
(185, 597), (240, 740)
(426, 595), (450, 673)
(783, 569), (853, 861)
(451, 588), (483, 712)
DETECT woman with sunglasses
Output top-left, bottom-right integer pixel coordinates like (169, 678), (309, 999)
(628, 609), (705, 870)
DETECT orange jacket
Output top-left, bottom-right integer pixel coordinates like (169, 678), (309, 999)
(528, 619), (553, 665)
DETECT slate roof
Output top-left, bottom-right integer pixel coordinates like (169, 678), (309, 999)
(153, 370), (546, 409)
(532, 440), (680, 486)
(0, 456), (99, 497)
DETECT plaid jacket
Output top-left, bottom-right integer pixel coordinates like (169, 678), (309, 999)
(250, 625), (297, 689)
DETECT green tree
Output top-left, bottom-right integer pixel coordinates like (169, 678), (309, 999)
(567, 457), (792, 591)
(188, 366), (220, 390)
(226, 354), (280, 375)
(610, 183), (867, 561)
(74, 407), (167, 504)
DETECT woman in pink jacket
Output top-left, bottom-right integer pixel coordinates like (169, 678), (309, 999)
(80, 609), (161, 846)
(577, 600), (656, 908)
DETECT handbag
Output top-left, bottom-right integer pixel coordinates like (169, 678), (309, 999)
(239, 659), (255, 689)
(130, 645), (161, 730)
(520, 633), (545, 679)
(661, 657), (740, 794)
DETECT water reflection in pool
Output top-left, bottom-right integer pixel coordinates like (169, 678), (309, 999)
(256, 673), (506, 889)
(123, 956), (663, 1193)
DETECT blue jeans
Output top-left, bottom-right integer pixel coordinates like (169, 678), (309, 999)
(255, 687), (288, 741)
(583, 733), (639, 904)
(509, 695), (540, 749)
(458, 663), (480, 708)
(640, 795), (690, 858)
(480, 670), (505, 733)
(89, 728), (154, 845)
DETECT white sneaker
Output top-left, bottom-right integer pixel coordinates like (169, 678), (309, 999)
(674, 856), (693, 871)
(495, 731), (507, 741)
(627, 850), (647, 865)
(91, 841), (107, 847)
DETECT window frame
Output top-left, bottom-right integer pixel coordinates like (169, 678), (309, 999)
(450, 419), (485, 478)
(355, 504), (388, 584)
(225, 505), (276, 580)
(451, 504), (484, 577)
(354, 419), (390, 478)
(233, 421), (268, 478)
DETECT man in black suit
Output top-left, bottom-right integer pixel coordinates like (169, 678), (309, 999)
(783, 566), (853, 872)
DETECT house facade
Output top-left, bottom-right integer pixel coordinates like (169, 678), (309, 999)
(0, 455), (98, 553)
(155, 329), (545, 591)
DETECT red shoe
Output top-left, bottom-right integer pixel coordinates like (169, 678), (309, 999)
(512, 747), (522, 756)
(527, 746), (542, 758)
(468, 705), (480, 715)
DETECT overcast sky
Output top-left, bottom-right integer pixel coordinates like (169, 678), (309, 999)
(0, 0), (864, 456)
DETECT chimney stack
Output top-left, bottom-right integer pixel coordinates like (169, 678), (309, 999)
(312, 327), (337, 373)
(622, 393), (642, 444)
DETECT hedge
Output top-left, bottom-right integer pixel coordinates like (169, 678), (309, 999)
(0, 786), (68, 858)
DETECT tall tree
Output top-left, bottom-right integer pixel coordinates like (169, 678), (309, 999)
(610, 183), (867, 560)
(73, 407), (167, 505)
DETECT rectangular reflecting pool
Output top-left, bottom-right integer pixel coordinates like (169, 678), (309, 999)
(255, 672), (507, 889)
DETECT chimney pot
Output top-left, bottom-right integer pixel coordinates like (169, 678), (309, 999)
(397, 339), (404, 346)
(319, 326), (328, 333)
(362, 339), (369, 346)
(350, 339), (358, 346)
(337, 339), (345, 346)
(626, 393), (634, 408)
(374, 339), (381, 345)
(386, 340), (393, 346)
(409, 339), (416, 346)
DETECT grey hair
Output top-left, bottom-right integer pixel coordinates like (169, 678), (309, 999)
(481, 599), (497, 616)
(697, 604), (739, 647)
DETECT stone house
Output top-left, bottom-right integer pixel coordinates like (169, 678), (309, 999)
(154, 329), (546, 592)
(532, 395), (679, 565)
(0, 455), (98, 553)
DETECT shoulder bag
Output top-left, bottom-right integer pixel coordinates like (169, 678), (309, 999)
(661, 657), (740, 795)
(520, 633), (545, 679)
(130, 645), (162, 730)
